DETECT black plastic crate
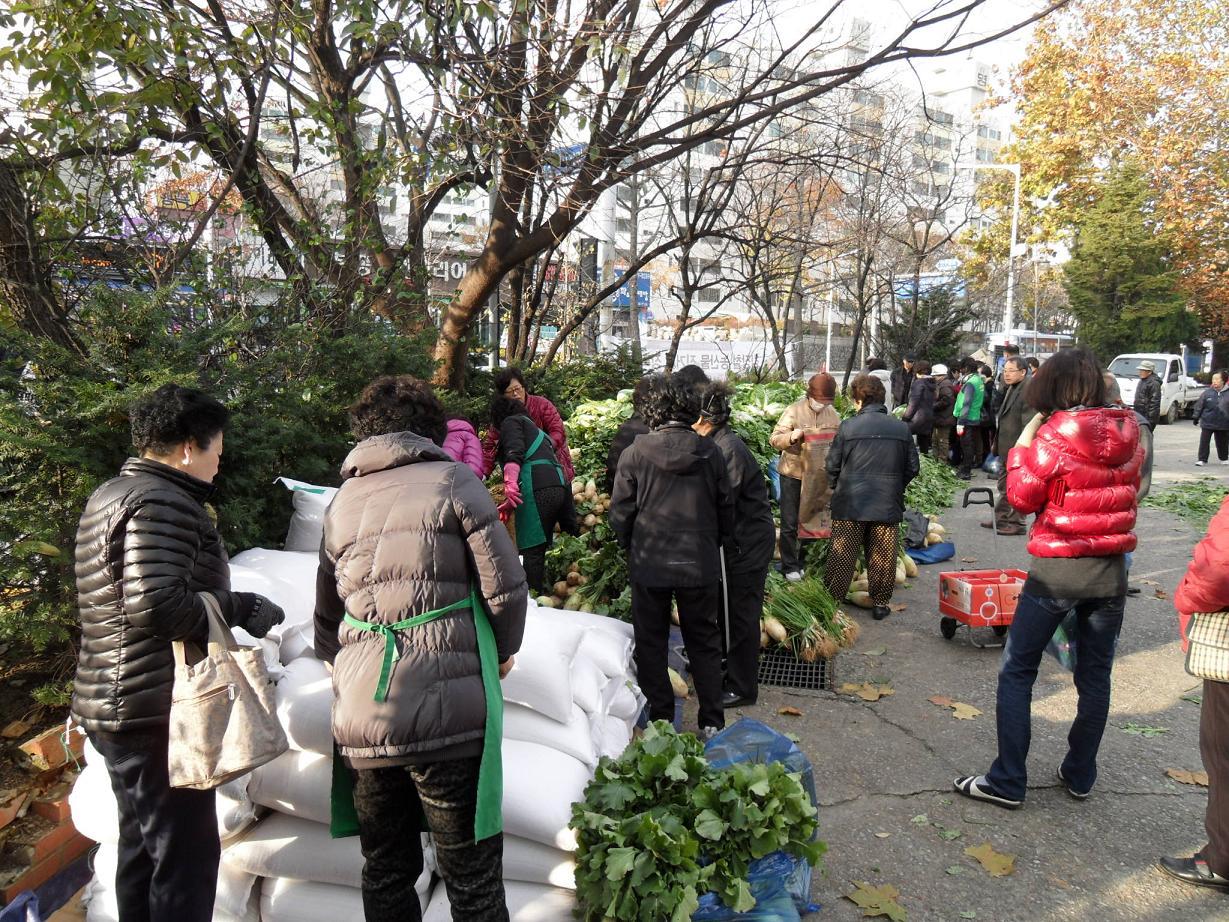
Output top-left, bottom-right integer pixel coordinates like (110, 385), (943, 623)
(758, 647), (834, 691)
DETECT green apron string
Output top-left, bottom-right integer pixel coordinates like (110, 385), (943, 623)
(333, 587), (504, 841)
(470, 586), (504, 841)
(344, 595), (472, 703)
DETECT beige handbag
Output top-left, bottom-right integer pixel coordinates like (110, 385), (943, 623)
(168, 593), (288, 790)
(1185, 611), (1229, 683)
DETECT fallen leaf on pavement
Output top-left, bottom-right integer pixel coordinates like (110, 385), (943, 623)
(910, 813), (929, 825)
(928, 696), (982, 720)
(959, 913), (977, 920)
(0, 720), (30, 739)
(965, 843), (1015, 877)
(874, 832), (891, 839)
(938, 828), (963, 841)
(1181, 693), (1203, 705)
(861, 646), (887, 657)
(1166, 768), (1209, 786)
(1154, 589), (1169, 600)
(778, 706), (804, 717)
(845, 882), (907, 921)
(945, 866), (965, 876)
(1137, 578), (1160, 587)
(961, 557), (978, 563)
(889, 603), (908, 612)
(1121, 723), (1168, 738)
(840, 682), (895, 702)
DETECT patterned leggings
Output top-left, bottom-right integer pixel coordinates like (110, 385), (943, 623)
(823, 520), (900, 607)
(353, 757), (508, 922)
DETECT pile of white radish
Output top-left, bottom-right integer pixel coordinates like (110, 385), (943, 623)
(845, 550), (919, 608)
(570, 478), (611, 534)
(923, 515), (947, 546)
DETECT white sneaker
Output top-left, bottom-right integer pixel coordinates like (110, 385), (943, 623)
(1222, 460), (1229, 466)
(785, 570), (804, 582)
(1196, 461), (1206, 466)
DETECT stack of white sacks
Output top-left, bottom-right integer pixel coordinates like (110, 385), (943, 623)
(72, 480), (645, 922)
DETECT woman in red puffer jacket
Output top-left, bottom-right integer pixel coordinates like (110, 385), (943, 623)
(956, 348), (1143, 810)
(1159, 494), (1229, 891)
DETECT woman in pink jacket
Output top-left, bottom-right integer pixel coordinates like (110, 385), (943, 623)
(1160, 494), (1229, 892)
(443, 418), (486, 480)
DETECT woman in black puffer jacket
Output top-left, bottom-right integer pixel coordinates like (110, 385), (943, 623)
(73, 384), (284, 922)
(822, 374), (920, 622)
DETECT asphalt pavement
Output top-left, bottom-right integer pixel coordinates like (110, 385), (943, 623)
(710, 421), (1229, 921)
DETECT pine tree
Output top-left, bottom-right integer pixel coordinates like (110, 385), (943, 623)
(1063, 162), (1196, 360)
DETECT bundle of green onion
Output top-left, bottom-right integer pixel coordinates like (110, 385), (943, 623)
(762, 576), (859, 661)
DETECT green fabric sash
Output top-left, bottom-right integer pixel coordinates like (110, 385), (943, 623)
(513, 428), (564, 549)
(329, 587), (504, 841)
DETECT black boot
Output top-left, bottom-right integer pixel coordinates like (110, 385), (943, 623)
(872, 605), (891, 621)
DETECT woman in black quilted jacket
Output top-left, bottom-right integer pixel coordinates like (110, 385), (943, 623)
(72, 384), (284, 922)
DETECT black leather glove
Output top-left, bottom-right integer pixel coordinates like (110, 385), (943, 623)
(235, 593), (286, 639)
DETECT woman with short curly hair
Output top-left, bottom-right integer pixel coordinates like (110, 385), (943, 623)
(73, 383), (285, 922)
(609, 374), (734, 739)
(316, 373), (527, 922)
(480, 368), (575, 481)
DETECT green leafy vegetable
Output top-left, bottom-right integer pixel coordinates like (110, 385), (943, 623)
(570, 722), (826, 921)
(1142, 478), (1227, 528)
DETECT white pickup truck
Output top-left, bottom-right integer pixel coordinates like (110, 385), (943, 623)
(1109, 353), (1205, 424)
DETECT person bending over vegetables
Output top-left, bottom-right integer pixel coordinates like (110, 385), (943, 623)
(610, 374), (734, 740)
(491, 396), (579, 593)
(694, 381), (776, 708)
(821, 374), (919, 622)
(481, 368), (575, 482)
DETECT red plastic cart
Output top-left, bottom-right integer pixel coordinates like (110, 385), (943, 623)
(938, 568), (1027, 644)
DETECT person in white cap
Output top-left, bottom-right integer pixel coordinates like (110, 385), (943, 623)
(930, 363), (956, 463)
(1133, 360), (1162, 429)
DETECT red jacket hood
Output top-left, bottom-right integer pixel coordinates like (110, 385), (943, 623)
(1042, 408), (1139, 468)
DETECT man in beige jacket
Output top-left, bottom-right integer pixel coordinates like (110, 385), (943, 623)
(770, 373), (842, 580)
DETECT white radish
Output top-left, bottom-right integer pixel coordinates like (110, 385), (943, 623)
(667, 668), (691, 699)
(763, 616), (788, 644)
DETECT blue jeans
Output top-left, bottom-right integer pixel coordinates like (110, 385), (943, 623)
(985, 592), (1125, 800)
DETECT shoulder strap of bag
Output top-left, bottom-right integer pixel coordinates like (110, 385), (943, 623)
(173, 592), (238, 670)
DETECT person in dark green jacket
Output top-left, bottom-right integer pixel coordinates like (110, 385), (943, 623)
(954, 356), (986, 480)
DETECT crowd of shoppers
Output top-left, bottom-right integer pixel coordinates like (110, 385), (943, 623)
(71, 341), (1229, 919)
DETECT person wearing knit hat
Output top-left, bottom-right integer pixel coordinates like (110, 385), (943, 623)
(931, 364), (957, 464)
(769, 373), (842, 580)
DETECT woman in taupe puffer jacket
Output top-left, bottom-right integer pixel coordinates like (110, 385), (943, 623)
(315, 375), (527, 922)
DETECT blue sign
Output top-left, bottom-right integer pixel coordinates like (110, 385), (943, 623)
(601, 268), (652, 309)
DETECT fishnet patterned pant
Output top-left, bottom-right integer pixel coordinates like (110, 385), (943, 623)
(822, 520), (900, 608)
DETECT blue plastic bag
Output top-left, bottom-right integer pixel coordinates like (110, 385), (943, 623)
(0, 893), (41, 922)
(767, 458), (781, 501)
(693, 720), (822, 922)
(905, 542), (956, 565)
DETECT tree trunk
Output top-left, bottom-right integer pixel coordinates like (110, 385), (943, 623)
(0, 166), (81, 354)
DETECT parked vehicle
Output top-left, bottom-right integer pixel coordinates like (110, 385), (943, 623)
(1109, 353), (1205, 424)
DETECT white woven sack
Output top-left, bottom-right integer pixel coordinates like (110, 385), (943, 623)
(86, 844), (258, 922)
(527, 602), (634, 641)
(503, 836), (577, 890)
(502, 740), (590, 851)
(277, 478), (338, 552)
(228, 549), (319, 628)
(604, 679), (645, 722)
(597, 714), (634, 761)
(247, 748), (332, 826)
(224, 811), (438, 889)
(275, 656), (334, 755)
(500, 618), (586, 723)
(423, 879), (575, 922)
(503, 703), (598, 768)
(261, 874), (432, 922)
(72, 740), (256, 845)
(576, 629), (633, 678)
(570, 656), (608, 715)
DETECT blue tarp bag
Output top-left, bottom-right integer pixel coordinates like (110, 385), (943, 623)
(905, 542), (956, 564)
(767, 458), (781, 501)
(692, 719), (821, 922)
